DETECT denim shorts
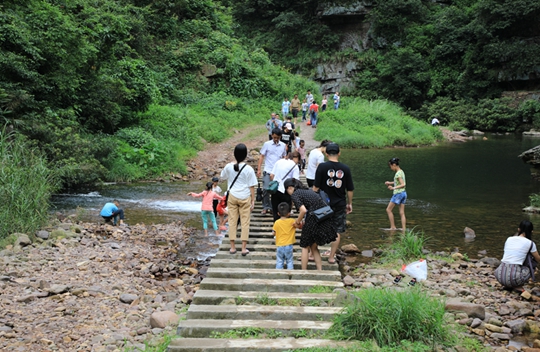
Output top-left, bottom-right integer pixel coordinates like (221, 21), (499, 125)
(390, 191), (407, 205)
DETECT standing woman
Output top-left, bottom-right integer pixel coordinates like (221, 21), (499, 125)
(221, 144), (258, 255)
(284, 178), (337, 270)
(495, 221), (540, 292)
(270, 151), (301, 222)
(385, 157), (406, 231)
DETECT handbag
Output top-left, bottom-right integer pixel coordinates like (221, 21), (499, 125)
(311, 205), (334, 222)
(225, 164), (246, 205)
(265, 163), (297, 195)
(523, 241), (538, 281)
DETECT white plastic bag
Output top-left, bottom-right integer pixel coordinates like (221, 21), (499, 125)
(401, 259), (428, 281)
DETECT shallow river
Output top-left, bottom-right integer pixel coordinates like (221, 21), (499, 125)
(52, 134), (540, 259)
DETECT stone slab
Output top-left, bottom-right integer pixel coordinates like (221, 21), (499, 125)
(199, 278), (343, 293)
(187, 305), (341, 321)
(192, 290), (337, 305)
(168, 338), (354, 351)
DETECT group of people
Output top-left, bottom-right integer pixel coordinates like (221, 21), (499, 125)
(280, 91), (340, 129)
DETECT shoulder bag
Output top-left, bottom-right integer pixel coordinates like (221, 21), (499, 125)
(311, 189), (334, 222)
(266, 162), (297, 195)
(224, 164), (247, 205)
(523, 241), (538, 281)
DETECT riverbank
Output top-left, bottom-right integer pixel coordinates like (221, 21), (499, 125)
(0, 221), (209, 351)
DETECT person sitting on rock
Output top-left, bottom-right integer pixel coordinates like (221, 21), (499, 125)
(494, 220), (540, 293)
(100, 200), (125, 226)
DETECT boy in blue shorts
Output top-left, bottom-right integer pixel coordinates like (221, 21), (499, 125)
(272, 202), (297, 269)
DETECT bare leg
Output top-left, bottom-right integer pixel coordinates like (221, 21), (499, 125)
(328, 233), (341, 263)
(230, 239), (236, 253)
(204, 229), (208, 236)
(241, 240), (248, 253)
(311, 244), (322, 270)
(399, 204), (406, 232)
(386, 202), (397, 229)
(301, 247), (309, 270)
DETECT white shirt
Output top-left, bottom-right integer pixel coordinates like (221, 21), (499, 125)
(260, 140), (286, 173)
(306, 148), (324, 180)
(220, 162), (258, 200)
(212, 185), (222, 194)
(271, 159), (300, 193)
(501, 236), (538, 265)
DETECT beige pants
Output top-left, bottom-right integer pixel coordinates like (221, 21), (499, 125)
(227, 193), (252, 241)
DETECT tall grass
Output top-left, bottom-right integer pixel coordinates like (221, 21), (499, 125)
(315, 98), (442, 148)
(381, 229), (428, 263)
(0, 128), (59, 242)
(328, 287), (450, 348)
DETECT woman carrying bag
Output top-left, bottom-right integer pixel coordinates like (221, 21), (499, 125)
(220, 144), (258, 256)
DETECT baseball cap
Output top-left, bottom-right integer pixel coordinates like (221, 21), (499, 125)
(284, 123), (292, 130)
(325, 143), (340, 154)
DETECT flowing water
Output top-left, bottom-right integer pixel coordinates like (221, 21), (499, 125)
(52, 134), (540, 259)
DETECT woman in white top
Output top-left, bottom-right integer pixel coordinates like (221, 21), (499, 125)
(270, 151), (300, 222)
(220, 144), (258, 256)
(494, 220), (540, 292)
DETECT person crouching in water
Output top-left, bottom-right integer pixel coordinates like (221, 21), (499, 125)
(188, 182), (224, 236)
(100, 200), (125, 226)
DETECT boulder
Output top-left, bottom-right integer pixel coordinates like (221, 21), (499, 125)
(149, 311), (179, 328)
(14, 233), (32, 247)
(36, 231), (50, 240)
(445, 299), (485, 319)
(119, 294), (138, 304)
(464, 227), (476, 239)
(341, 243), (361, 253)
(342, 275), (355, 286)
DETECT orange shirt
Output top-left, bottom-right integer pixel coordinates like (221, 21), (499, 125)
(309, 103), (319, 113)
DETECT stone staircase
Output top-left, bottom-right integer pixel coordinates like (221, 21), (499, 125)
(168, 182), (349, 351)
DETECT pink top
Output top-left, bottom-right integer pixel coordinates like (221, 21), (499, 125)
(190, 191), (224, 211)
(297, 146), (306, 160)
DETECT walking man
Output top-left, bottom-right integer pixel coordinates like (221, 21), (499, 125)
(305, 140), (331, 188)
(257, 128), (287, 215)
(290, 94), (301, 125)
(313, 143), (354, 264)
(265, 113), (282, 140)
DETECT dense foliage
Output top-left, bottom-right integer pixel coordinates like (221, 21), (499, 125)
(231, 0), (540, 129)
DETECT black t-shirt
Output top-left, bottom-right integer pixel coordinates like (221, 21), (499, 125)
(314, 161), (354, 207)
(281, 130), (295, 150)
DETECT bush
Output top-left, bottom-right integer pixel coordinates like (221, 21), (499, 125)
(0, 128), (59, 241)
(384, 229), (428, 262)
(328, 287), (450, 347)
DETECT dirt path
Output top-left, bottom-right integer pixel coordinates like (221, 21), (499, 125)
(187, 120), (318, 179)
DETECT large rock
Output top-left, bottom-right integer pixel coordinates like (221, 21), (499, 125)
(464, 227), (476, 239)
(14, 233), (32, 247)
(341, 243), (361, 253)
(149, 311), (179, 328)
(36, 231), (50, 240)
(445, 299), (485, 319)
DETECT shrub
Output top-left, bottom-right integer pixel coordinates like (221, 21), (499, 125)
(328, 287), (450, 347)
(382, 229), (428, 263)
(529, 193), (540, 208)
(0, 128), (59, 241)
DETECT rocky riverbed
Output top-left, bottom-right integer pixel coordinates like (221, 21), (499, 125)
(338, 248), (540, 351)
(0, 220), (210, 351)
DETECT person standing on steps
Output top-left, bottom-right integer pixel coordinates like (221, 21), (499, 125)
(313, 143), (354, 265)
(220, 143), (258, 256)
(305, 140), (331, 188)
(273, 202), (298, 270)
(281, 123), (295, 153)
(270, 151), (300, 222)
(265, 113), (282, 140)
(290, 94), (301, 125)
(257, 128), (287, 215)
(385, 157), (407, 231)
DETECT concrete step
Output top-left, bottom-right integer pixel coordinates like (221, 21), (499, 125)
(187, 304), (341, 321)
(177, 319), (333, 338)
(192, 290), (337, 306)
(205, 267), (342, 281)
(208, 258), (337, 270)
(218, 243), (330, 252)
(199, 278), (343, 293)
(168, 337), (354, 351)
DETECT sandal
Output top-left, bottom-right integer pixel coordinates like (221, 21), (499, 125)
(322, 251), (331, 257)
(328, 258), (336, 264)
(229, 249), (237, 254)
(241, 249), (250, 256)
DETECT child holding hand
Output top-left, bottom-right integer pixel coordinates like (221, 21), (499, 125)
(272, 202), (298, 269)
(188, 182), (224, 236)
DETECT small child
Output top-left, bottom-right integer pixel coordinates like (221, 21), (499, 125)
(321, 95), (328, 112)
(297, 140), (306, 174)
(216, 196), (228, 231)
(384, 157), (407, 231)
(272, 202), (297, 270)
(188, 182), (224, 236)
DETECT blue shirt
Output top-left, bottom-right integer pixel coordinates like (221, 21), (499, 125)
(100, 202), (118, 217)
